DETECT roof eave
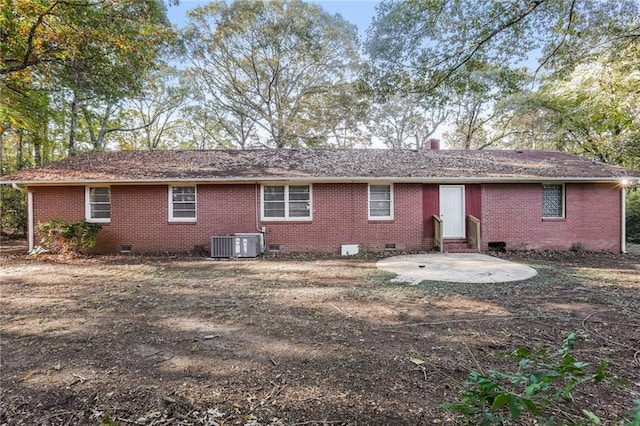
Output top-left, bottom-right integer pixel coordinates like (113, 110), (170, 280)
(3, 176), (636, 186)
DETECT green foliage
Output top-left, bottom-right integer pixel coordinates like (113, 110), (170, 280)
(628, 400), (640, 426)
(0, 186), (26, 237)
(1, 0), (176, 162)
(367, 0), (639, 93)
(367, 1), (640, 156)
(367, 92), (445, 149)
(113, 64), (187, 151)
(508, 45), (640, 167)
(445, 333), (613, 425)
(100, 414), (118, 426)
(37, 219), (102, 254)
(627, 189), (640, 244)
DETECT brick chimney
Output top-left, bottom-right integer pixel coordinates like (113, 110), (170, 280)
(424, 138), (440, 150)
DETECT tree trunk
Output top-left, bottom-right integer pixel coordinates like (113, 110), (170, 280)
(83, 107), (97, 149)
(68, 90), (79, 156)
(0, 129), (4, 174)
(96, 103), (114, 150)
(33, 137), (42, 167)
(17, 130), (23, 169)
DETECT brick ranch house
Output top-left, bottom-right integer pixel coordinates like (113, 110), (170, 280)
(3, 148), (640, 255)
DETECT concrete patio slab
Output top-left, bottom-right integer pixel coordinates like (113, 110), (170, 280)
(376, 253), (537, 284)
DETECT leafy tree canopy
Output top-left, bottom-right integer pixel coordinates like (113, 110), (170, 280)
(509, 44), (640, 168)
(0, 0), (176, 163)
(1, 0), (174, 80)
(365, 0), (640, 165)
(366, 0), (640, 94)
(181, 0), (362, 148)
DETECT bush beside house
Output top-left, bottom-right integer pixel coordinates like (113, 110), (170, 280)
(627, 189), (640, 243)
(0, 186), (26, 238)
(37, 220), (102, 254)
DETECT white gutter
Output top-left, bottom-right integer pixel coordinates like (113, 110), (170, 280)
(621, 186), (627, 254)
(27, 191), (34, 252)
(1, 176), (635, 186)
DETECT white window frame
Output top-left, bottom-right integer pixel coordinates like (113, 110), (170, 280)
(368, 183), (394, 220)
(85, 186), (111, 223)
(169, 185), (197, 222)
(542, 183), (565, 218)
(261, 184), (313, 221)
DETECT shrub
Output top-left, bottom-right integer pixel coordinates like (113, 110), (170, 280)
(37, 219), (102, 254)
(627, 189), (640, 243)
(0, 186), (26, 237)
(628, 400), (640, 426)
(445, 333), (614, 425)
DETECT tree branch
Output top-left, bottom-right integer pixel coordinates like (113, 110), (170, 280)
(534, 0), (576, 77)
(0, 2), (60, 75)
(421, 0), (548, 93)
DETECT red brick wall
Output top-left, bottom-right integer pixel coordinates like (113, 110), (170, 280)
(31, 186), (85, 222)
(30, 186), (88, 247)
(262, 183), (424, 253)
(30, 184), (259, 253)
(29, 183), (424, 254)
(481, 183), (622, 251)
(28, 181), (623, 254)
(465, 184), (482, 219)
(107, 184), (258, 252)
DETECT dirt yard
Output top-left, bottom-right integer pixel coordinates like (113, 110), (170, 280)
(1, 246), (639, 425)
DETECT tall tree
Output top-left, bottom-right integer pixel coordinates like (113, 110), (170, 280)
(1, 0), (175, 79)
(366, 0), (640, 94)
(507, 46), (640, 168)
(1, 0), (176, 159)
(114, 66), (187, 151)
(174, 104), (239, 150)
(368, 93), (447, 149)
(366, 0), (640, 154)
(181, 0), (362, 148)
(444, 63), (527, 150)
(321, 83), (371, 148)
(181, 68), (258, 149)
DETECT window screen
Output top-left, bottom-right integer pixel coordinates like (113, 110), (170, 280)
(88, 187), (111, 221)
(369, 184), (392, 218)
(262, 185), (311, 219)
(171, 186), (196, 219)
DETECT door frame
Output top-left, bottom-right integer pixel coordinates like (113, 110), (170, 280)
(439, 185), (466, 238)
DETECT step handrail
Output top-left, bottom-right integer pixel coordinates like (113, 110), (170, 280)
(433, 215), (443, 253)
(467, 215), (481, 252)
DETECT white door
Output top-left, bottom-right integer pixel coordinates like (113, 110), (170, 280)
(440, 185), (465, 238)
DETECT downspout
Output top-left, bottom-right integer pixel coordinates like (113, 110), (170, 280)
(27, 191), (33, 252)
(621, 185), (627, 254)
(11, 183), (33, 251)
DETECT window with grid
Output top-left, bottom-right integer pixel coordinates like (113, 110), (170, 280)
(262, 185), (311, 220)
(542, 184), (564, 218)
(369, 184), (393, 220)
(86, 187), (111, 222)
(170, 186), (196, 221)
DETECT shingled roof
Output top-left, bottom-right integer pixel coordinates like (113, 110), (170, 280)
(3, 149), (639, 184)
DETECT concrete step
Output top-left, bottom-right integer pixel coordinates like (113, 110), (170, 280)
(443, 239), (478, 253)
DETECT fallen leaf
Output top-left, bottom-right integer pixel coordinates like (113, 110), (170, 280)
(410, 358), (426, 366)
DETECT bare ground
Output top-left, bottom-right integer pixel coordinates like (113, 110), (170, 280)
(1, 244), (639, 425)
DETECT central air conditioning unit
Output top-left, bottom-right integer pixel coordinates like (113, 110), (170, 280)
(211, 233), (264, 258)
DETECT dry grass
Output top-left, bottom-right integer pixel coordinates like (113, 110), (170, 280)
(1, 251), (639, 425)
